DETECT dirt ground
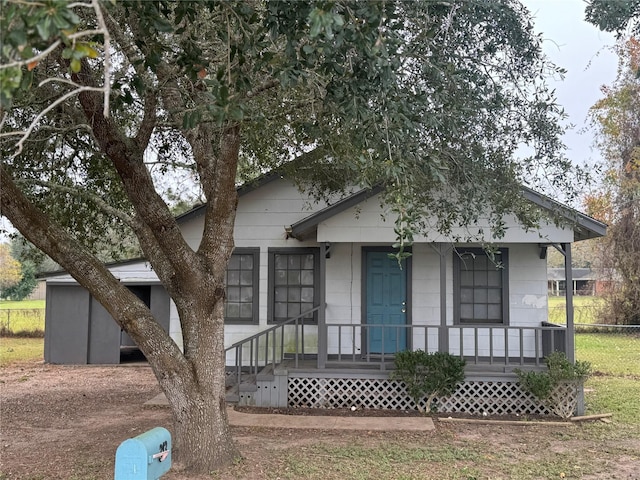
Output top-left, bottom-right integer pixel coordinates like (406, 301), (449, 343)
(1, 360), (638, 480)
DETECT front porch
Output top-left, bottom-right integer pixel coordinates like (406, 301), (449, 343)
(224, 315), (578, 415)
(223, 240), (585, 416)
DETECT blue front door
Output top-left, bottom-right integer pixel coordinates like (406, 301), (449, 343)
(365, 250), (408, 354)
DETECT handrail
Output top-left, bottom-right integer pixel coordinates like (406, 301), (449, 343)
(225, 305), (320, 351)
(225, 305), (320, 386)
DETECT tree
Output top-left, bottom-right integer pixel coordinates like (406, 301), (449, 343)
(585, 0), (640, 36)
(587, 38), (640, 325)
(1, 1), (580, 473)
(1, 260), (37, 301)
(0, 235), (44, 301)
(0, 243), (22, 291)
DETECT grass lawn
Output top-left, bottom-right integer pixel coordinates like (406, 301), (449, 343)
(0, 299), (46, 310)
(577, 333), (640, 427)
(577, 333), (640, 378)
(0, 337), (44, 366)
(548, 295), (602, 324)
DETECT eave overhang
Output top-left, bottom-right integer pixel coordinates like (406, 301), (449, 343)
(287, 185), (607, 243)
(521, 187), (607, 241)
(286, 185), (384, 240)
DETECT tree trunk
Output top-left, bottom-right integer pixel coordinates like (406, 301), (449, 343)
(155, 291), (240, 472)
(163, 379), (238, 472)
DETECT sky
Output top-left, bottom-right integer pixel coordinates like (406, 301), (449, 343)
(523, 0), (618, 168)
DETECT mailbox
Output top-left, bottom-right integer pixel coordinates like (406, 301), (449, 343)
(114, 427), (172, 480)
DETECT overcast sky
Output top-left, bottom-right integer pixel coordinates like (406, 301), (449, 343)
(523, 0), (618, 167)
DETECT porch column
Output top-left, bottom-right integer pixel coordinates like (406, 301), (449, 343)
(317, 242), (328, 369)
(439, 243), (449, 353)
(563, 243), (575, 363)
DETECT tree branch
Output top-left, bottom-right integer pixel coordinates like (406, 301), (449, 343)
(16, 178), (137, 229)
(135, 89), (157, 149)
(1, 84), (105, 156)
(0, 164), (186, 372)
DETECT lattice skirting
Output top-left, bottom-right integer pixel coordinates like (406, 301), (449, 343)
(288, 377), (579, 416)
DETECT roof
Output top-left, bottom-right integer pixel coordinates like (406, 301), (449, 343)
(175, 171), (282, 225)
(547, 268), (598, 281)
(521, 187), (606, 241)
(37, 257), (149, 280)
(287, 185), (607, 242)
(286, 185), (384, 240)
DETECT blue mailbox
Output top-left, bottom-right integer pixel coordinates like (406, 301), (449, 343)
(114, 427), (172, 480)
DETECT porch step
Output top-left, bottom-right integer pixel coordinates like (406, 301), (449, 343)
(226, 378), (258, 404)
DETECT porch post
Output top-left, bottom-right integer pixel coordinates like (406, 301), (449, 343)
(439, 243), (448, 353)
(563, 243), (575, 363)
(317, 242), (327, 369)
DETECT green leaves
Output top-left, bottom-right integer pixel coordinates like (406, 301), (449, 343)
(62, 42), (99, 73)
(3, 0), (581, 262)
(515, 352), (591, 418)
(392, 350), (466, 414)
(0, 0), (100, 108)
(585, 0), (640, 36)
(308, 7), (344, 39)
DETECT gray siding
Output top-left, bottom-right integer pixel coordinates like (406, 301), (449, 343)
(88, 299), (121, 364)
(45, 283), (171, 365)
(44, 285), (90, 364)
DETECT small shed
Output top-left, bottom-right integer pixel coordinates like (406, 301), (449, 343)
(43, 259), (170, 364)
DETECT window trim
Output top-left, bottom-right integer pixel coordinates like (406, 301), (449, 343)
(453, 248), (509, 325)
(224, 247), (260, 325)
(267, 247), (320, 325)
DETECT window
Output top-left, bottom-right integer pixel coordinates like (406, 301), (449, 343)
(225, 248), (259, 324)
(268, 248), (319, 323)
(454, 248), (509, 324)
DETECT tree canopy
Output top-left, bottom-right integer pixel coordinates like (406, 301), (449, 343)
(2, 0), (578, 246)
(1, 0), (582, 473)
(585, 0), (640, 36)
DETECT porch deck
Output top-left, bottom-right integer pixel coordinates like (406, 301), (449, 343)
(225, 312), (573, 414)
(226, 357), (570, 415)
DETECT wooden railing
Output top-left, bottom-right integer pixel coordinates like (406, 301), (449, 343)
(224, 306), (320, 386)
(323, 322), (567, 370)
(225, 317), (567, 379)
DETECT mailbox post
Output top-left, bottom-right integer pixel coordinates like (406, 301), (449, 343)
(114, 427), (172, 480)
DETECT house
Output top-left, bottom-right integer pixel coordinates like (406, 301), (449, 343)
(547, 267), (614, 296)
(43, 174), (606, 415)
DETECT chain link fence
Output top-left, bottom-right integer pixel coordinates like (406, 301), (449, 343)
(548, 305), (640, 334)
(0, 309), (45, 337)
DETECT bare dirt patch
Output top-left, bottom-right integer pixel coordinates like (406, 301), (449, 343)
(1, 361), (638, 479)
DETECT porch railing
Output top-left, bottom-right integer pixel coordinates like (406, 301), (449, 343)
(225, 318), (567, 377)
(323, 322), (567, 370)
(224, 306), (320, 386)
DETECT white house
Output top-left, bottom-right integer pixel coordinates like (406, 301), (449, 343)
(44, 174), (606, 415)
